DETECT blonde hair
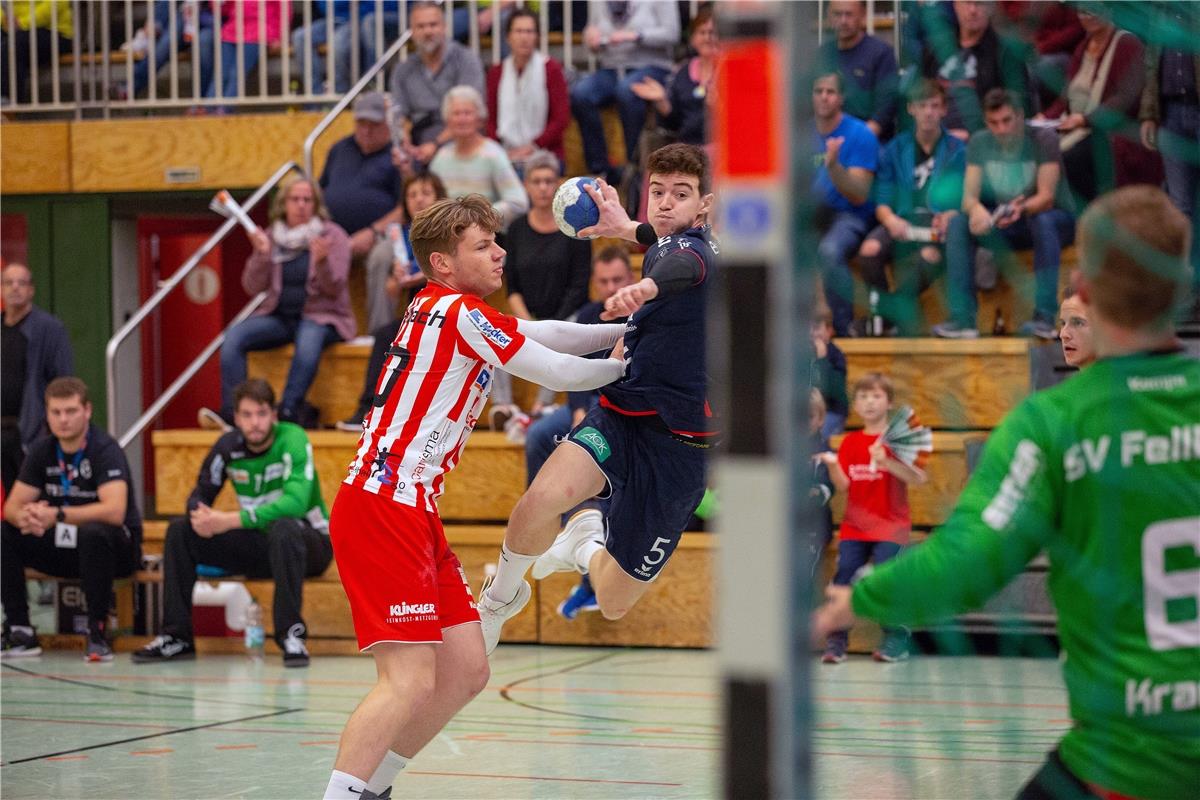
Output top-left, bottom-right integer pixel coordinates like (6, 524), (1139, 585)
(269, 173), (328, 224)
(1078, 185), (1192, 330)
(409, 195), (502, 277)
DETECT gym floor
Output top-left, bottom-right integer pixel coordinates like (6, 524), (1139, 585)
(0, 644), (1068, 799)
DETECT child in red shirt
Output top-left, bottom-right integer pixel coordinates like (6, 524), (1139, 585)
(818, 372), (927, 662)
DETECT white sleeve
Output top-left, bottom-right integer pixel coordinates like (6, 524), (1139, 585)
(515, 319), (625, 356)
(503, 336), (624, 391)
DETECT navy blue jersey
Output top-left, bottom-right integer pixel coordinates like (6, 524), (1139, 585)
(600, 224), (719, 438)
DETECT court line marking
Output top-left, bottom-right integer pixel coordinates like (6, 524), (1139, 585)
(461, 733), (717, 752)
(813, 749), (1043, 765)
(498, 651), (639, 724)
(407, 769), (683, 787)
(0, 662), (290, 710)
(2, 708), (301, 765)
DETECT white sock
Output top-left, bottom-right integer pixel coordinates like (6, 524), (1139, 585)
(323, 769), (367, 799)
(487, 543), (537, 604)
(575, 538), (604, 574)
(366, 750), (408, 794)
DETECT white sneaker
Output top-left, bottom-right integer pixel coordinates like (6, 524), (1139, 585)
(531, 509), (604, 580)
(477, 576), (531, 656)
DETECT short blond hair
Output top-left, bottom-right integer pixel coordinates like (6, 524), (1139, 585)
(1078, 185), (1193, 330)
(409, 195), (502, 278)
(269, 173), (328, 224)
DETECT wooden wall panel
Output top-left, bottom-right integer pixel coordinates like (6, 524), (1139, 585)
(839, 339), (1031, 429)
(1, 121), (71, 193)
(154, 429), (525, 523)
(71, 112), (353, 191)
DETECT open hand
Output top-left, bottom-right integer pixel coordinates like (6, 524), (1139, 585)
(630, 76), (666, 103)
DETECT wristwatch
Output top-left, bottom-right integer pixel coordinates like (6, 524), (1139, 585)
(56, 507), (66, 523)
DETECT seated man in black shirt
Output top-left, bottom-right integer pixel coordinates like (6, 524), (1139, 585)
(1, 377), (142, 663)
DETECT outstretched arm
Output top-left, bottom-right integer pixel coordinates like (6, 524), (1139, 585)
(516, 319), (625, 356)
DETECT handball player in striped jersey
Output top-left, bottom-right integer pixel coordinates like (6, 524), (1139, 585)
(322, 195), (626, 799)
(477, 143), (720, 652)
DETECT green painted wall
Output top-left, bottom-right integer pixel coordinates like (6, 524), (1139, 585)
(3, 195), (111, 425)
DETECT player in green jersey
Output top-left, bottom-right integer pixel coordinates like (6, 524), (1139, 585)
(813, 185), (1199, 800)
(133, 379), (333, 667)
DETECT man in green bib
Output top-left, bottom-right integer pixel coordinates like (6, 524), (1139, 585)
(814, 185), (1199, 800)
(134, 379), (333, 668)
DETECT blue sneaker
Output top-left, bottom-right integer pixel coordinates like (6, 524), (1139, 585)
(558, 578), (600, 620)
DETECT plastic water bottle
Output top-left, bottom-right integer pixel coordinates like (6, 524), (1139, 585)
(868, 289), (883, 337)
(244, 600), (265, 659)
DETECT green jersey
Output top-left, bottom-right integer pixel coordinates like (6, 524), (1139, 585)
(853, 350), (1200, 799)
(189, 422), (329, 532)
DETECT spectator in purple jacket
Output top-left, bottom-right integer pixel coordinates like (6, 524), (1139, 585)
(202, 175), (355, 429)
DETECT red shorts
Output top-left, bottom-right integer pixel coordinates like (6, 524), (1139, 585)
(329, 483), (479, 650)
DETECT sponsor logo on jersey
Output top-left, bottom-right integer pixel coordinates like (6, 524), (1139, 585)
(1126, 677), (1199, 716)
(107, 469), (122, 478)
(1127, 374), (1187, 392)
(474, 369), (491, 393)
(574, 427), (611, 462)
(467, 308), (513, 348)
(982, 439), (1043, 530)
(401, 306), (447, 329)
(264, 462), (286, 482)
(1064, 425), (1200, 482)
(228, 468), (250, 484)
(386, 601), (438, 623)
(79, 459), (92, 479)
(847, 463), (885, 482)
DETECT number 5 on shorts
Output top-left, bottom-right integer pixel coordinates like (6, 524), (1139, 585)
(642, 537), (673, 570)
(1142, 516), (1200, 651)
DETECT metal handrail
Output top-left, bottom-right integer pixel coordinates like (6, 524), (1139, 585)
(303, 30), (412, 178)
(117, 292), (268, 450)
(105, 159), (298, 438)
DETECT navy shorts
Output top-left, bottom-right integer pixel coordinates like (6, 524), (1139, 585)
(564, 406), (707, 582)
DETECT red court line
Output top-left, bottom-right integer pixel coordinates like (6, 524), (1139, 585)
(461, 734), (716, 752)
(130, 748), (174, 756)
(965, 719), (1002, 725)
(879, 720), (922, 727)
(817, 694), (1068, 711)
(46, 755), (89, 762)
(300, 740), (340, 746)
(215, 744), (258, 750)
(549, 730), (594, 736)
(409, 770), (682, 787)
(815, 749), (1042, 765)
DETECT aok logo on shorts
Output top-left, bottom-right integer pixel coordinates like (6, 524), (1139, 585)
(386, 602), (437, 623)
(574, 427), (611, 462)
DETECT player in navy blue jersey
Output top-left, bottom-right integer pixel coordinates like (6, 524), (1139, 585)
(477, 144), (719, 652)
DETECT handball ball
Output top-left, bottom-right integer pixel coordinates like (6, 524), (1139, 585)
(553, 177), (601, 239)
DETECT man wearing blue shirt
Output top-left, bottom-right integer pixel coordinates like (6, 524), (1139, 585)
(812, 72), (879, 336)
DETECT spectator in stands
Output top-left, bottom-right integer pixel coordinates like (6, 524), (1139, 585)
(810, 306), (849, 439)
(816, 372), (927, 663)
(523, 245), (636, 481)
(290, 0), (369, 97)
(485, 8), (571, 170)
(362, 171), (447, 341)
(0, 0), (71, 105)
(934, 89), (1074, 340)
(114, 0), (213, 100)
(428, 85), (528, 228)
(488, 151), (594, 428)
(452, 1), (517, 54)
(340, 172), (448, 432)
(630, 3), (719, 146)
(318, 91), (404, 327)
(202, 175), (355, 429)
(921, 0), (1031, 139)
(995, 1), (1083, 109)
(194, 0), (291, 111)
(1058, 283), (1095, 369)
(1, 264), (74, 496)
(572, 0), (680, 184)
(1039, 8), (1161, 203)
(811, 72), (878, 337)
(1139, 4), (1200, 314)
(1, 377), (142, 662)
(134, 379), (332, 668)
(858, 79), (965, 335)
(805, 388), (836, 583)
(818, 0), (899, 142)
(354, 1), (405, 73)
(389, 1), (485, 168)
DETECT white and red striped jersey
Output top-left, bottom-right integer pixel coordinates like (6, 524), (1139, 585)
(345, 282), (525, 510)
